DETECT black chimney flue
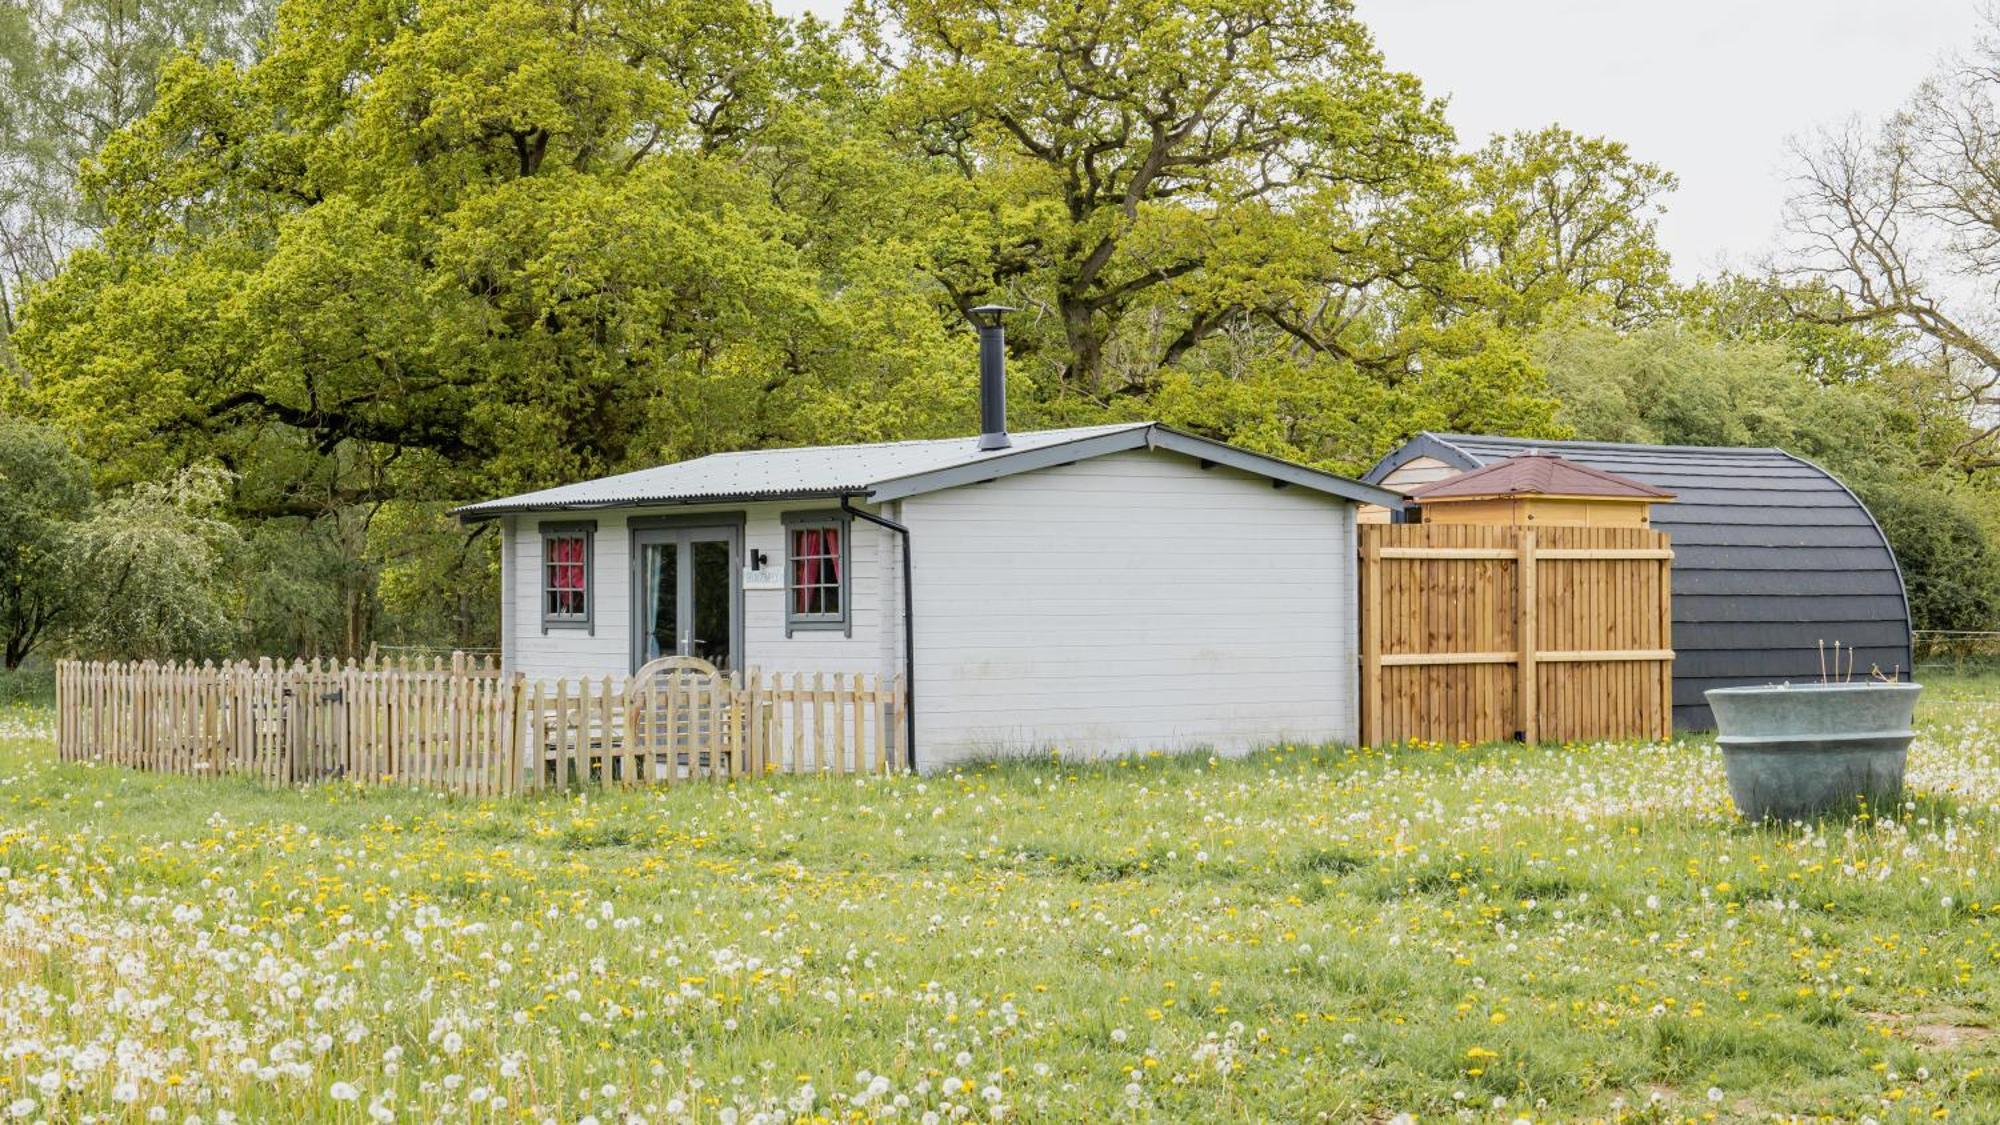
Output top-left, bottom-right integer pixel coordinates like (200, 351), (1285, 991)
(971, 304), (1015, 450)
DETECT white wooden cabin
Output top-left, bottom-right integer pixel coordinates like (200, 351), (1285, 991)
(456, 325), (1400, 769)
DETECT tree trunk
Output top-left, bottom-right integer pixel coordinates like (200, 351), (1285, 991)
(1060, 296), (1103, 396)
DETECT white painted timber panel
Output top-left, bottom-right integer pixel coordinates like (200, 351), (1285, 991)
(507, 501), (898, 684)
(903, 448), (1356, 765)
(1359, 455), (1461, 523)
(1378, 455), (1458, 490)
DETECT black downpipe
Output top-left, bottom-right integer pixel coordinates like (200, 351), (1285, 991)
(842, 496), (916, 771)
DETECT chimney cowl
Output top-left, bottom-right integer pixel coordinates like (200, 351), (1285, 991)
(971, 305), (1016, 451)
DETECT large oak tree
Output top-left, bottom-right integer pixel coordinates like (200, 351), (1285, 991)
(856, 0), (1455, 400)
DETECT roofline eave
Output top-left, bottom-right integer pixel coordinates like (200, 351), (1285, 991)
(451, 487), (858, 524)
(1362, 432), (1485, 484)
(862, 425), (1157, 502)
(865, 423), (1405, 508)
(457, 423), (1401, 521)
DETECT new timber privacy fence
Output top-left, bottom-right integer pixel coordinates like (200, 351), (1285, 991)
(56, 655), (906, 795)
(1359, 523), (1674, 747)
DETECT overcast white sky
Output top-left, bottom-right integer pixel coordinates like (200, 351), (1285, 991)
(773, 0), (1983, 279)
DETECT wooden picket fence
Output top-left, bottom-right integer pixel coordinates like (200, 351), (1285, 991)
(522, 664), (906, 786)
(1358, 523), (1675, 747)
(55, 656), (906, 795)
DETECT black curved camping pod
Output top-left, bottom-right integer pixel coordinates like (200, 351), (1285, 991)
(1364, 434), (1914, 731)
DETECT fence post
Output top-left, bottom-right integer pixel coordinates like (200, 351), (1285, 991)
(1658, 546), (1674, 741)
(286, 660), (306, 785)
(508, 675), (525, 794)
(746, 668), (765, 776)
(526, 679), (546, 791)
(1517, 527), (1539, 745)
(54, 661), (66, 761)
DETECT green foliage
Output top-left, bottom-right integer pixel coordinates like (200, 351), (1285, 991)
(856, 0), (1457, 396)
(1535, 315), (2000, 637)
(1854, 479), (2000, 635)
(1462, 128), (1677, 326)
(1534, 317), (1950, 473)
(369, 503), (499, 651)
(9, 0), (979, 653)
(1676, 276), (1901, 388)
(4, 0), (1993, 659)
(0, 415), (91, 667)
(0, 0), (265, 349)
(9, 0), (1688, 655)
(0, 416), (240, 664)
(65, 465), (242, 661)
(238, 517), (358, 659)
(17, 0), (967, 496)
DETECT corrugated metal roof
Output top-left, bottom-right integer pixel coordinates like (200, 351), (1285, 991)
(454, 425), (1147, 516)
(1365, 432), (1913, 730)
(456, 422), (1404, 517)
(1404, 452), (1676, 501)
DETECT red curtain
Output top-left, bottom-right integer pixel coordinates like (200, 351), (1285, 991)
(552, 537), (585, 589)
(549, 536), (586, 614)
(794, 529), (820, 614)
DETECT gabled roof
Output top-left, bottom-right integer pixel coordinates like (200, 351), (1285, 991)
(1404, 451), (1676, 502)
(455, 423), (1404, 519)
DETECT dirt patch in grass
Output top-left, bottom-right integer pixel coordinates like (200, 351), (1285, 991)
(1908, 1022), (1997, 1050)
(1863, 1009), (1999, 1050)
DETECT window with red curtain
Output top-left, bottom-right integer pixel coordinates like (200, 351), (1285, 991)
(542, 529), (591, 625)
(786, 519), (845, 630)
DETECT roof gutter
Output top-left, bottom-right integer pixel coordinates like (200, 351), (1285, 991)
(841, 495), (917, 772)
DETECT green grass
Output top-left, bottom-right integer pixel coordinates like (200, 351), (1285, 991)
(2, 675), (1999, 1121)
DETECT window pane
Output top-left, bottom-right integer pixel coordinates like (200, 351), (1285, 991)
(691, 538), (732, 669)
(791, 529), (815, 615)
(645, 542), (676, 660)
(545, 533), (589, 620)
(787, 522), (844, 623)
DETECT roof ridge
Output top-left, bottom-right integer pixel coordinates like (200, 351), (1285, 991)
(1406, 450), (1676, 501)
(1426, 431), (1786, 457)
(455, 420), (1404, 518)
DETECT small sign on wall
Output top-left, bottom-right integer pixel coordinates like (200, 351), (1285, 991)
(742, 566), (782, 591)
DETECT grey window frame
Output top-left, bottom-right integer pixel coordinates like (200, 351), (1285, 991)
(782, 509), (852, 636)
(539, 520), (597, 634)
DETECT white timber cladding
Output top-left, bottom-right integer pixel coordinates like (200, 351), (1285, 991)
(1358, 455), (1459, 523)
(498, 516), (517, 672)
(901, 448), (1356, 764)
(1377, 455), (1457, 491)
(506, 501), (899, 684)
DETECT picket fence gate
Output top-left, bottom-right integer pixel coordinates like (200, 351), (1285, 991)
(55, 656), (906, 795)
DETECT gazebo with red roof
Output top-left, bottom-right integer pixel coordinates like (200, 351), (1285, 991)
(1403, 451), (1675, 528)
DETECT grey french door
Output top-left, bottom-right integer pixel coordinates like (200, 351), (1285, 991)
(632, 526), (738, 672)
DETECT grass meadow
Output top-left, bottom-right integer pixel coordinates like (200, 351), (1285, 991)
(2, 673), (1999, 1122)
